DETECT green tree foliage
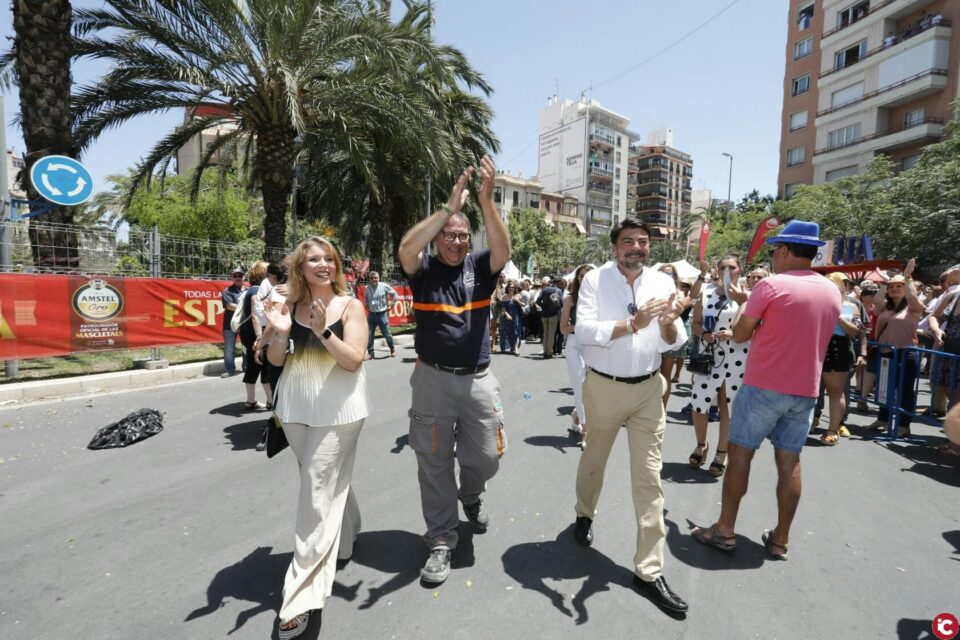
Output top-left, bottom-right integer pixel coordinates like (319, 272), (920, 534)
(69, 0), (464, 257)
(506, 208), (588, 276)
(98, 169), (262, 242)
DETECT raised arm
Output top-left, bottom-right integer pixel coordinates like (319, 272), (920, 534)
(903, 259), (926, 314)
(477, 155), (511, 273)
(398, 166), (474, 276)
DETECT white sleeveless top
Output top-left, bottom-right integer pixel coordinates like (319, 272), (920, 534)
(275, 307), (372, 427)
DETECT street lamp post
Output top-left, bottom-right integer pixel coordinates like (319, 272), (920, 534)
(721, 152), (733, 211)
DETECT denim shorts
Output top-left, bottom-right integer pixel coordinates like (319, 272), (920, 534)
(728, 384), (815, 453)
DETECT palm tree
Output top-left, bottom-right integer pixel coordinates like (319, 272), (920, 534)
(681, 202), (724, 261)
(8, 0), (80, 271)
(70, 0), (452, 258)
(297, 3), (497, 266)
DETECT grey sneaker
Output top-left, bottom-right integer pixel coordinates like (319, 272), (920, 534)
(463, 499), (489, 531)
(420, 547), (452, 584)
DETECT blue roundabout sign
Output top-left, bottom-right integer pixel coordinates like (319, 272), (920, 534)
(29, 155), (95, 207)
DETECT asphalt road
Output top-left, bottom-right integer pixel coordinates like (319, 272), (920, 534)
(1, 341), (957, 640)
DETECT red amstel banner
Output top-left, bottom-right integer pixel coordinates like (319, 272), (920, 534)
(746, 216), (782, 264)
(0, 275), (417, 359)
(0, 274), (232, 359)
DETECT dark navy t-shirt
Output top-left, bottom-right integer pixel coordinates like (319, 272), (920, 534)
(405, 250), (501, 368)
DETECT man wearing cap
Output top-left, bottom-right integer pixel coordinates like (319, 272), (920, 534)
(573, 219), (689, 614)
(536, 276), (563, 359)
(363, 271), (398, 360)
(397, 156), (510, 585)
(220, 266), (246, 377)
(693, 220), (840, 561)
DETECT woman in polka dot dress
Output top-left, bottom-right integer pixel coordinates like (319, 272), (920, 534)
(688, 255), (750, 477)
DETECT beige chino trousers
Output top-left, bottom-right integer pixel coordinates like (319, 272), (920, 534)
(575, 370), (667, 581)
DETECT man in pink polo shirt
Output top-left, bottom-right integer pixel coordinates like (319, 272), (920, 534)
(692, 220), (840, 560)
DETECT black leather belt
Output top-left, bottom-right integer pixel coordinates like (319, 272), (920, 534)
(420, 359), (489, 376)
(590, 368), (656, 384)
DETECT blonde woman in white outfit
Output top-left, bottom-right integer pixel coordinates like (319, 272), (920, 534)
(265, 236), (372, 639)
(561, 265), (594, 449)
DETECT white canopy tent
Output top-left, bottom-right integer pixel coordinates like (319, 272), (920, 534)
(502, 260), (528, 282)
(651, 259), (700, 283)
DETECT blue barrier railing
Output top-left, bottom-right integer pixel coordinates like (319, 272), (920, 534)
(850, 341), (959, 439)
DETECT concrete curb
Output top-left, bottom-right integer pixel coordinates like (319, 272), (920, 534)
(0, 334), (415, 404)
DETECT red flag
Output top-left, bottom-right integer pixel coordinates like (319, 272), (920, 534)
(746, 216), (782, 263)
(698, 222), (710, 262)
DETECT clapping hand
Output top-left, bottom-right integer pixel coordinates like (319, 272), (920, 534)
(263, 300), (292, 335)
(310, 298), (327, 337)
(657, 293), (683, 327)
(478, 155), (496, 203)
(447, 166), (474, 215)
(633, 297), (669, 330)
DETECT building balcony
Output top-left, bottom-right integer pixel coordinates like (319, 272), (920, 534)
(587, 196), (612, 208)
(822, 0), (939, 41)
(816, 68), (948, 123)
(636, 189), (669, 199)
(820, 21), (951, 80)
(626, 174), (638, 185)
(589, 134), (615, 149)
(587, 181), (613, 194)
(589, 165), (615, 179)
(813, 117), (944, 161)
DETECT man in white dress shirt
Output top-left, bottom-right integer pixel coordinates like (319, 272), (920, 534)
(573, 219), (689, 615)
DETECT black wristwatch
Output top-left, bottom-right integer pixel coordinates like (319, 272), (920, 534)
(321, 327), (333, 340)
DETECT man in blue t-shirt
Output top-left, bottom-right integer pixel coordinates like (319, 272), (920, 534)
(220, 266), (245, 377)
(398, 155), (511, 585)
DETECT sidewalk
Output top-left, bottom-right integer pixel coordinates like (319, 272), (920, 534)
(0, 334), (414, 404)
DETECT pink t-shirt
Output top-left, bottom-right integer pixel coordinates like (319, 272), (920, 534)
(741, 270), (842, 397)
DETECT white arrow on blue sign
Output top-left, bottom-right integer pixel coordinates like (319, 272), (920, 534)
(29, 155), (95, 207)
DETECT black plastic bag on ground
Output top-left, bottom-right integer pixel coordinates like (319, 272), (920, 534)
(88, 408), (164, 450)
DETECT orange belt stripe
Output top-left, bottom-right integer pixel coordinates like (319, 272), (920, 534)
(413, 299), (492, 314)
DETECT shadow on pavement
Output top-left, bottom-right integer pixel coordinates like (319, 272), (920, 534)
(340, 529), (424, 607)
(524, 433), (581, 454)
(883, 441), (960, 488)
(661, 462), (719, 485)
(665, 410), (691, 424)
(944, 530), (960, 561)
(896, 617), (935, 639)
(391, 434), (409, 454)
(209, 402), (251, 418)
(556, 404), (574, 417)
(501, 525), (636, 625)
(664, 516), (764, 571)
(185, 545), (289, 635)
(223, 419), (268, 451)
(548, 387), (574, 396)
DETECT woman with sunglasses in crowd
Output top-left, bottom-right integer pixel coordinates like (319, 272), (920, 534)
(868, 259), (925, 437)
(688, 255), (751, 477)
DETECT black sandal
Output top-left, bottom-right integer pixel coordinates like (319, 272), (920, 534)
(708, 450), (727, 477)
(688, 442), (709, 468)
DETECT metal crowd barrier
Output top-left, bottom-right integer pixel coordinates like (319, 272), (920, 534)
(850, 341), (959, 439)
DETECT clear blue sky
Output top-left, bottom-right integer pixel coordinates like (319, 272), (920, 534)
(2, 0), (786, 200)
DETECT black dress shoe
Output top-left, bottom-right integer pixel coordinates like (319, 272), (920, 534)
(633, 575), (688, 613)
(574, 516), (593, 546)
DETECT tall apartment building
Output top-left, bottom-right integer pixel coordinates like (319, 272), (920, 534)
(629, 128), (693, 239)
(5, 147), (27, 201)
(779, 0), (959, 197)
(537, 97), (638, 238)
(175, 106), (238, 176)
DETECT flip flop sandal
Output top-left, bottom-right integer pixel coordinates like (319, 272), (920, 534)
(692, 524), (737, 552)
(278, 612), (310, 640)
(762, 529), (788, 561)
(838, 425), (851, 437)
(688, 442), (709, 468)
(820, 431), (839, 446)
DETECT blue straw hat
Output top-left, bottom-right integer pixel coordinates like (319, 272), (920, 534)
(765, 220), (826, 247)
